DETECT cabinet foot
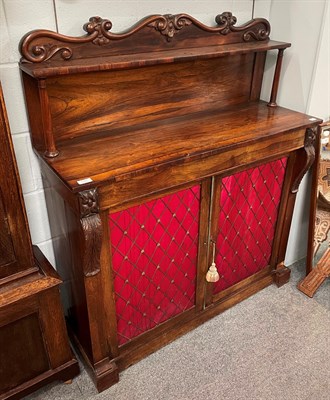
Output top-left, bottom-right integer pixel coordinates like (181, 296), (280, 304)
(92, 360), (119, 393)
(64, 379), (73, 384)
(273, 263), (291, 287)
(68, 325), (119, 392)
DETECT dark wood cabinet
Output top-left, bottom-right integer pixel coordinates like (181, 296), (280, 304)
(0, 84), (79, 400)
(19, 12), (322, 392)
(0, 92), (34, 280)
(0, 192), (15, 266)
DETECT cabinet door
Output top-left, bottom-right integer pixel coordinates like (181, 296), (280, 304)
(108, 185), (203, 346)
(209, 158), (288, 301)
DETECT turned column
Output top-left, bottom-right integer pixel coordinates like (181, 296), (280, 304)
(268, 49), (285, 108)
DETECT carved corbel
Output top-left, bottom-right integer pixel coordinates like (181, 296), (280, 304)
(291, 127), (317, 193)
(78, 188), (102, 277)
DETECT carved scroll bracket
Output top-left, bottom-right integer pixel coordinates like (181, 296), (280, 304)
(78, 189), (102, 277)
(291, 128), (317, 193)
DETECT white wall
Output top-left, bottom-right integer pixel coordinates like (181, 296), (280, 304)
(0, 0), (327, 267)
(307, 0), (329, 120)
(255, 0), (329, 265)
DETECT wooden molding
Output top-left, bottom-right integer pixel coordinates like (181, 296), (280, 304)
(19, 13), (270, 64)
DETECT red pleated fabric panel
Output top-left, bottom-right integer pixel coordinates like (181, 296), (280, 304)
(213, 158), (288, 294)
(109, 185), (200, 345)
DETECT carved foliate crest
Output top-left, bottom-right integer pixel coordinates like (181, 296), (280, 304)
(216, 11), (270, 40)
(83, 16), (113, 46)
(20, 13), (271, 63)
(215, 12), (237, 34)
(148, 14), (192, 40)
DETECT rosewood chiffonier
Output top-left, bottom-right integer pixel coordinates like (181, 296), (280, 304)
(18, 12), (321, 392)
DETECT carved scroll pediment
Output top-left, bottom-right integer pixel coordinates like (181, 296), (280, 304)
(148, 12), (270, 41)
(19, 12), (270, 63)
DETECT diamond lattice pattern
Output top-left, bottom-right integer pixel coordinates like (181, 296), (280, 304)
(109, 186), (200, 346)
(213, 158), (288, 294)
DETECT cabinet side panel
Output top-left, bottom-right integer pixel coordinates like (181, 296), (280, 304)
(213, 158), (287, 293)
(42, 182), (93, 360)
(0, 313), (49, 393)
(109, 185), (200, 346)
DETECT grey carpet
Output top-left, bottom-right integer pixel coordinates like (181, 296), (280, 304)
(25, 259), (329, 400)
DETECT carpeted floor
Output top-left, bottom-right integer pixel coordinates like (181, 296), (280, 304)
(25, 259), (329, 400)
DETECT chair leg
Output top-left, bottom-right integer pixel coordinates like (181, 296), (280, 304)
(298, 249), (330, 297)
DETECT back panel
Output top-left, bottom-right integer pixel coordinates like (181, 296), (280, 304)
(48, 54), (255, 142)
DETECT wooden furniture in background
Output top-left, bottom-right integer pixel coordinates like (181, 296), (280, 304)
(298, 249), (330, 297)
(0, 84), (79, 400)
(19, 13), (322, 392)
(299, 123), (330, 297)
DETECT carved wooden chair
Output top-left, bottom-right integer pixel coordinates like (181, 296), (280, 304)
(298, 123), (330, 297)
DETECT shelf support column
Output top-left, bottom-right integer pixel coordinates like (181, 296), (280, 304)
(268, 49), (285, 108)
(38, 79), (59, 158)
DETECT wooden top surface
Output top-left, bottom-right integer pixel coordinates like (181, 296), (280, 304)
(44, 101), (321, 191)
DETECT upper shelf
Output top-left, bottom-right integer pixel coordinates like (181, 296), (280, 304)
(20, 40), (290, 78)
(44, 101), (321, 191)
(19, 12), (290, 78)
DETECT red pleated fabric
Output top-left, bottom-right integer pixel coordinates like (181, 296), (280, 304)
(213, 158), (287, 294)
(109, 185), (200, 345)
